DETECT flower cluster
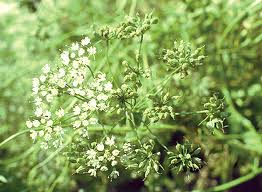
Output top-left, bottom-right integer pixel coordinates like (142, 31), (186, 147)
(26, 37), (113, 149)
(203, 94), (229, 132)
(68, 136), (121, 180)
(111, 60), (150, 114)
(143, 92), (176, 123)
(98, 13), (158, 40)
(168, 142), (203, 173)
(162, 40), (205, 77)
(121, 140), (162, 179)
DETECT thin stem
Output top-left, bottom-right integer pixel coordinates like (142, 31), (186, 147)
(193, 167), (262, 192)
(145, 124), (169, 151)
(137, 34), (144, 68)
(87, 65), (95, 78)
(174, 110), (208, 116)
(0, 129), (39, 148)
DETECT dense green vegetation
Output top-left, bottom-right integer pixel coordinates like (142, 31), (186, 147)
(0, 0), (261, 191)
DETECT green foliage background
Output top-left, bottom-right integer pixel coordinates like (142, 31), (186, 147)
(0, 0), (261, 191)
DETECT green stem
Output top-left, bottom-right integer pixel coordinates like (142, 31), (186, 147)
(193, 167), (262, 192)
(0, 129), (36, 148)
(137, 34), (144, 68)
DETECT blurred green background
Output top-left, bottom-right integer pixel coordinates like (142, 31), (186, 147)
(0, 0), (261, 191)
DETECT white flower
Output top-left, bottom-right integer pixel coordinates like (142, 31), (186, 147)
(40, 142), (48, 149)
(32, 78), (40, 88)
(70, 52), (76, 58)
(43, 111), (51, 119)
(105, 136), (115, 146)
(41, 90), (47, 97)
(46, 127), (52, 133)
(85, 89), (94, 98)
(86, 149), (96, 159)
(72, 60), (79, 69)
(32, 87), (39, 95)
(73, 105), (81, 115)
(112, 149), (120, 156)
(32, 120), (40, 127)
(79, 113), (88, 120)
(42, 64), (50, 74)
(88, 99), (97, 111)
(46, 94), (53, 102)
(88, 169), (96, 177)
(111, 160), (118, 166)
(46, 120), (53, 126)
(82, 120), (89, 126)
(58, 68), (66, 77)
(34, 97), (42, 106)
(100, 166), (108, 172)
(87, 47), (96, 55)
(104, 82), (113, 91)
(80, 128), (88, 137)
(97, 93), (108, 101)
(39, 130), (45, 137)
(75, 88), (85, 96)
(50, 88), (58, 96)
(98, 103), (107, 111)
(26, 120), (33, 128)
(97, 143), (104, 151)
(68, 88), (75, 95)
(57, 79), (66, 88)
(35, 107), (43, 117)
(39, 75), (46, 82)
(61, 51), (70, 65)
(56, 108), (65, 118)
(73, 120), (81, 128)
(71, 42), (79, 51)
(110, 171), (119, 179)
(80, 56), (90, 65)
(44, 133), (51, 141)
(30, 130), (37, 140)
(54, 126), (63, 133)
(40, 118), (46, 124)
(97, 73), (106, 82)
(81, 37), (90, 46)
(73, 75), (84, 87)
(78, 48), (85, 56)
(89, 117), (98, 125)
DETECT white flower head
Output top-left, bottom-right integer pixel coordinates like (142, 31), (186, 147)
(73, 105), (81, 115)
(32, 78), (40, 88)
(26, 120), (33, 128)
(30, 130), (37, 140)
(81, 37), (91, 46)
(105, 136), (115, 146)
(89, 117), (98, 125)
(35, 107), (43, 117)
(78, 48), (85, 56)
(61, 51), (70, 65)
(42, 64), (50, 74)
(58, 68), (66, 78)
(97, 143), (104, 151)
(87, 47), (96, 55)
(112, 149), (120, 156)
(104, 82), (113, 91)
(73, 120), (81, 128)
(39, 75), (46, 82)
(56, 108), (65, 118)
(71, 42), (79, 51)
(32, 120), (40, 127)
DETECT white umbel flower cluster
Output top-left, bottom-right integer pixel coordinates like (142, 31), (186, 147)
(27, 37), (113, 149)
(83, 136), (120, 179)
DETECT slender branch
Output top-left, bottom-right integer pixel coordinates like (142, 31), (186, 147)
(193, 167), (262, 192)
